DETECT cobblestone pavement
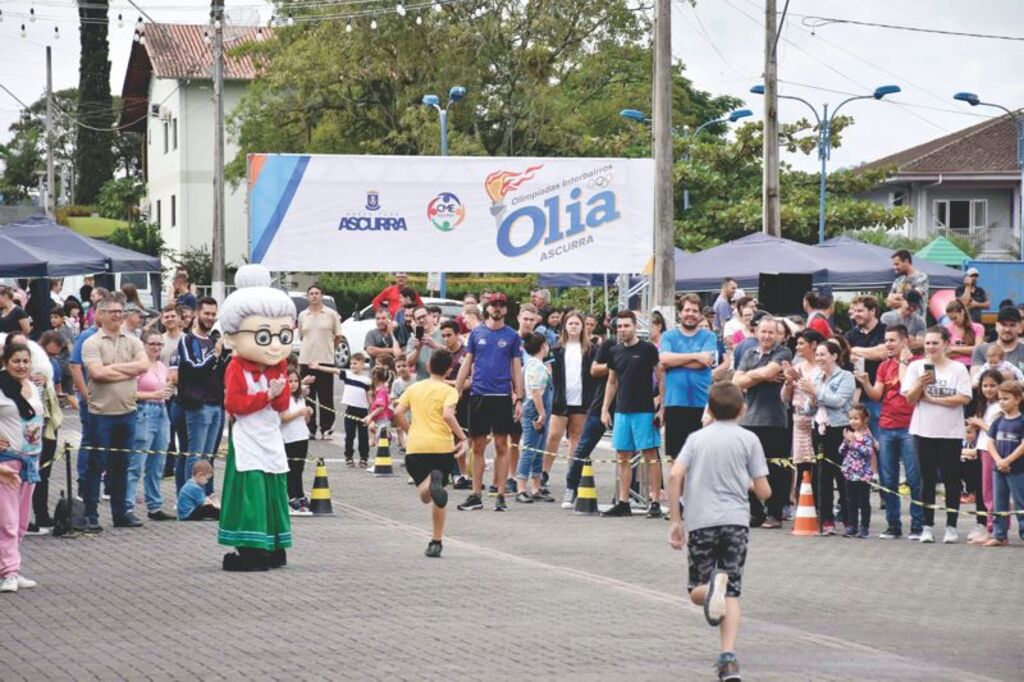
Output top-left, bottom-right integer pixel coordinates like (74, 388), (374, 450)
(3, 414), (1022, 681)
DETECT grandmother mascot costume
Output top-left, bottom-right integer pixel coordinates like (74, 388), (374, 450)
(217, 265), (297, 572)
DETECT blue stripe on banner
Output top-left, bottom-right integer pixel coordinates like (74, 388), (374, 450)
(250, 155), (311, 263)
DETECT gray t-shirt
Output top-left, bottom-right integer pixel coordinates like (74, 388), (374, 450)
(406, 328), (444, 380)
(363, 328), (396, 368)
(972, 341), (1024, 372)
(880, 310), (926, 338)
(737, 344), (793, 427)
(681, 420), (769, 531)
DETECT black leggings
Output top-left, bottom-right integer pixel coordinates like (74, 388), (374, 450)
(32, 436), (57, 523)
(344, 406), (369, 460)
(284, 439), (308, 500)
(812, 426), (847, 526)
(915, 436), (961, 528)
(845, 480), (871, 531)
(300, 365), (337, 433)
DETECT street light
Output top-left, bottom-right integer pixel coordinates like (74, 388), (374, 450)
(621, 108), (752, 209)
(953, 91), (1024, 259)
(751, 83), (901, 243)
(422, 85), (466, 297)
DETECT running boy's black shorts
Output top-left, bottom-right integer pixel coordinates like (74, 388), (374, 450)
(468, 395), (515, 437)
(687, 525), (749, 598)
(405, 453), (455, 486)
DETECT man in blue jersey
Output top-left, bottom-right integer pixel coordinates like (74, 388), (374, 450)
(454, 293), (525, 512)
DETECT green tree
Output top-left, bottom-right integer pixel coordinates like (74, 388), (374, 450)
(75, 0), (115, 203)
(96, 176), (146, 220)
(0, 128), (43, 204)
(107, 220), (165, 257)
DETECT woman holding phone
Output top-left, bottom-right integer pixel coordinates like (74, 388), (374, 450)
(902, 326), (973, 544)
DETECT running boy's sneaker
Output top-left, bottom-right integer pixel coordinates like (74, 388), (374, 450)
(704, 569), (728, 626)
(943, 527), (959, 544)
(428, 470), (448, 509)
(425, 540), (443, 558)
(560, 489), (576, 509)
(919, 526), (935, 543)
(457, 494), (483, 511)
(601, 501), (632, 517)
(494, 495), (508, 512)
(716, 652), (741, 681)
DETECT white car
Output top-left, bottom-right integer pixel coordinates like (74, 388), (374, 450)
(341, 297), (463, 364)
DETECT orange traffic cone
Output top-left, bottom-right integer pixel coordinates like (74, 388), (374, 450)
(791, 470), (818, 536)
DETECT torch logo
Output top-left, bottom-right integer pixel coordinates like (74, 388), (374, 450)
(484, 165), (544, 220)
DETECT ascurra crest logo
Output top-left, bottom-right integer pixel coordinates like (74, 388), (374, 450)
(338, 191), (408, 231)
(484, 166), (620, 258)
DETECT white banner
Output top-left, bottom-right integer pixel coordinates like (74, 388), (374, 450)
(248, 154), (654, 273)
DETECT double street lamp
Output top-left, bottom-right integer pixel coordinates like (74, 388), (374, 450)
(422, 85), (466, 298)
(953, 91), (1024, 259)
(620, 108), (753, 209)
(751, 83), (901, 244)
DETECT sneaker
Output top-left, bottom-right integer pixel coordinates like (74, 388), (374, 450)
(453, 476), (472, 490)
(425, 540), (443, 558)
(907, 531), (922, 542)
(878, 526), (902, 539)
(704, 569), (728, 626)
(345, 458), (355, 468)
(428, 470), (448, 509)
(760, 517), (781, 529)
(84, 522), (103, 534)
(15, 575), (36, 589)
(532, 489), (555, 503)
(646, 501), (663, 519)
(601, 501), (632, 517)
(515, 492), (534, 504)
(113, 512), (145, 528)
(983, 537), (1008, 547)
(288, 498), (313, 517)
(494, 495), (507, 512)
(858, 528), (870, 539)
(457, 494), (483, 512)
(147, 510), (175, 521)
(820, 522), (835, 536)
(561, 489), (576, 509)
(968, 531), (991, 545)
(101, 493), (111, 501)
(321, 428), (335, 440)
(541, 471), (550, 487)
(0, 576), (17, 593)
(716, 652), (741, 681)
(25, 523), (50, 536)
(919, 526), (935, 543)
(966, 524), (986, 542)
(358, 459), (368, 468)
(504, 478), (517, 495)
(842, 525), (857, 538)
(942, 527), (959, 544)
(487, 484), (499, 495)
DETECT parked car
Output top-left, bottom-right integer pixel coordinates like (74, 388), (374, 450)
(289, 291), (350, 367)
(341, 297), (463, 362)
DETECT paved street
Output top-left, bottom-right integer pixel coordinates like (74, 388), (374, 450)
(4, 414), (1022, 681)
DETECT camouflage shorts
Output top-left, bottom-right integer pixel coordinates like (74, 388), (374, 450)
(687, 525), (749, 598)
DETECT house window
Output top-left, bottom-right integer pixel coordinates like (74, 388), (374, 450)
(935, 199), (987, 231)
(156, 199), (162, 226)
(891, 190), (908, 207)
(172, 118), (178, 150)
(171, 195), (176, 227)
(163, 121), (168, 154)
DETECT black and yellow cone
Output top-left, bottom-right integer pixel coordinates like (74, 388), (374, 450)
(373, 434), (394, 477)
(574, 459), (599, 515)
(309, 458), (335, 516)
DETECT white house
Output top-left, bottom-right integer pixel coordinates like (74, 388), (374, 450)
(119, 23), (265, 270)
(859, 112), (1022, 259)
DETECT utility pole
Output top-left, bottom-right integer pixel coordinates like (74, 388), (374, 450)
(210, 1), (227, 302)
(762, 0), (781, 237)
(652, 0), (675, 310)
(45, 46), (55, 218)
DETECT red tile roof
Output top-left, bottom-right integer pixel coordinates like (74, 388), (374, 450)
(861, 111), (1022, 175)
(142, 23), (267, 80)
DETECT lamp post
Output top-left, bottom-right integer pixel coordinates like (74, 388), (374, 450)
(751, 83), (901, 244)
(422, 85), (467, 298)
(953, 92), (1024, 259)
(621, 108), (752, 209)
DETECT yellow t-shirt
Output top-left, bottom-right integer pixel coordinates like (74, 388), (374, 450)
(398, 378), (459, 454)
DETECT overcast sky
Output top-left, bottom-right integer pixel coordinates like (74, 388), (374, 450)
(0, 0), (1021, 174)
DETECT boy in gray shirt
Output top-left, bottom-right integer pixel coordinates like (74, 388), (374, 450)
(667, 381), (771, 682)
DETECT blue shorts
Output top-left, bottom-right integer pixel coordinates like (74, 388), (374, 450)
(611, 412), (661, 452)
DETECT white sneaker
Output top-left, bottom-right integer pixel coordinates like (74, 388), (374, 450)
(560, 489), (576, 509)
(0, 576), (17, 593)
(15, 575), (36, 589)
(943, 527), (959, 544)
(919, 526), (935, 543)
(966, 524), (986, 542)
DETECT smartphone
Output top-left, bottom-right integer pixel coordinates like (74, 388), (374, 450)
(923, 363), (935, 373)
(415, 325), (425, 340)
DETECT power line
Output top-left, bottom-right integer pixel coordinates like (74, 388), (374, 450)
(798, 15), (1024, 42)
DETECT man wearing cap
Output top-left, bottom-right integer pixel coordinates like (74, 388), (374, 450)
(955, 268), (989, 324)
(372, 273), (424, 319)
(881, 290), (926, 350)
(971, 307), (1024, 379)
(454, 292), (525, 512)
(122, 304), (144, 339)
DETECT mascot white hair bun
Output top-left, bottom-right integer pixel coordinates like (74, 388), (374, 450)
(217, 264), (297, 572)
